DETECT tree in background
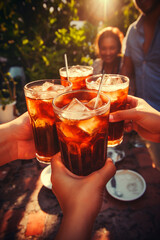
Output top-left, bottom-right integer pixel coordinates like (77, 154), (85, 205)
(0, 0), (96, 81)
(0, 0), (138, 82)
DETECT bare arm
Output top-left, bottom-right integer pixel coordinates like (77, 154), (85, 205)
(51, 153), (116, 240)
(0, 121), (18, 165)
(121, 56), (135, 95)
(109, 95), (160, 143)
(0, 112), (35, 166)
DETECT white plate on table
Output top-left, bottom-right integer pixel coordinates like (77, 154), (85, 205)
(106, 169), (146, 201)
(40, 165), (52, 190)
(107, 148), (125, 163)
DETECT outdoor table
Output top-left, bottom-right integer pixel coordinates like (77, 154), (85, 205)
(0, 132), (160, 240)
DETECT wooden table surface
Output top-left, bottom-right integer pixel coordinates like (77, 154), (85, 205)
(0, 132), (160, 240)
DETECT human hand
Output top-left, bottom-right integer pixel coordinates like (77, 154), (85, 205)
(109, 95), (160, 142)
(51, 153), (116, 240)
(0, 112), (35, 166)
(11, 112), (36, 160)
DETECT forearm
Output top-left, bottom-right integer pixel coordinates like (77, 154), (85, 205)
(0, 122), (17, 166)
(121, 56), (135, 94)
(55, 209), (96, 240)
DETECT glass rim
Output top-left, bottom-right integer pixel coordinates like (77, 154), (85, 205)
(86, 74), (129, 92)
(24, 79), (72, 93)
(86, 74), (129, 84)
(59, 65), (93, 71)
(59, 65), (93, 78)
(52, 89), (111, 115)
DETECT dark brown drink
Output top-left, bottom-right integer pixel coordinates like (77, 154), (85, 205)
(53, 90), (110, 176)
(86, 74), (129, 146)
(24, 79), (72, 164)
(59, 65), (93, 90)
(108, 87), (128, 144)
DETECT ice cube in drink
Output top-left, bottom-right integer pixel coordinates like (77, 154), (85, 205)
(24, 79), (72, 164)
(86, 74), (129, 146)
(59, 65), (93, 90)
(53, 90), (110, 176)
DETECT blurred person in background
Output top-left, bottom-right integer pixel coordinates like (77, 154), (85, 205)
(121, 0), (160, 170)
(92, 26), (124, 75)
(92, 26), (126, 162)
(121, 0), (160, 110)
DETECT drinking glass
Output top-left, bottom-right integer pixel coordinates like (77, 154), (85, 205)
(24, 79), (72, 164)
(86, 74), (129, 163)
(59, 65), (93, 90)
(52, 89), (110, 176)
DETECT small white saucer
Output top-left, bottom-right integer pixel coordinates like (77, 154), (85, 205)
(40, 165), (52, 190)
(107, 148), (125, 163)
(106, 169), (146, 201)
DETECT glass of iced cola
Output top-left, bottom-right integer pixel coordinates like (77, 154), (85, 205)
(52, 89), (110, 176)
(59, 65), (93, 90)
(86, 74), (129, 147)
(24, 79), (72, 164)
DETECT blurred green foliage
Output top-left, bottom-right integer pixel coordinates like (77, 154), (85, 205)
(0, 0), (138, 82)
(0, 71), (17, 108)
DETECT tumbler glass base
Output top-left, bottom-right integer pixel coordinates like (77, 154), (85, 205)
(36, 153), (52, 164)
(108, 136), (123, 147)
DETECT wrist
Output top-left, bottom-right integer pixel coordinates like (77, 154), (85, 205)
(65, 206), (96, 224)
(59, 207), (96, 240)
(0, 122), (18, 165)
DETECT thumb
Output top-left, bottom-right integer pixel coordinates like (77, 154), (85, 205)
(96, 158), (116, 187)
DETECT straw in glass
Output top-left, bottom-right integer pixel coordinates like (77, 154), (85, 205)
(94, 73), (105, 109)
(64, 53), (69, 82)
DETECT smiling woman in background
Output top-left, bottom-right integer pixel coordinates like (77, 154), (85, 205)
(92, 26), (124, 74)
